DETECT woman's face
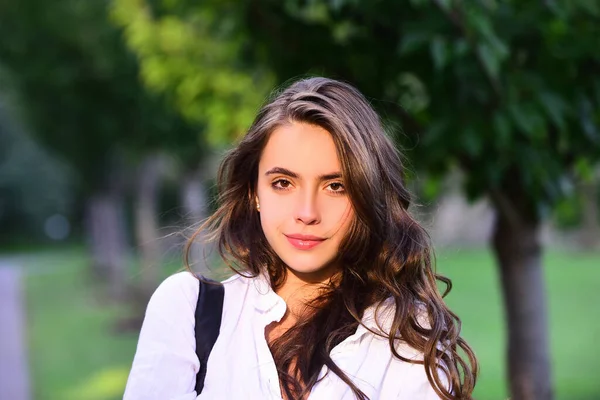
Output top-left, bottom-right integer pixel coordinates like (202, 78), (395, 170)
(256, 121), (354, 283)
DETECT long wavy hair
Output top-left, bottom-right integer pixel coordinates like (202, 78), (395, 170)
(187, 77), (478, 399)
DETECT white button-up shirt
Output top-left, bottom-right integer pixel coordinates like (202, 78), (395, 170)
(123, 272), (443, 399)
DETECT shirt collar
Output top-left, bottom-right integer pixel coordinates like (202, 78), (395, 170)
(250, 273), (396, 339)
(252, 271), (284, 313)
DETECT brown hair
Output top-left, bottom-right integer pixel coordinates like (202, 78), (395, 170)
(187, 77), (478, 399)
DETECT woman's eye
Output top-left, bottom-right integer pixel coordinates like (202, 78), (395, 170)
(328, 182), (345, 193)
(272, 179), (292, 190)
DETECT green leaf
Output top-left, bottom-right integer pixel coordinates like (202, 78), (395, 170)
(397, 72), (430, 113)
(476, 43), (501, 80)
(422, 175), (444, 201)
(508, 102), (545, 140)
(408, 0), (429, 8)
(399, 32), (430, 55)
(430, 36), (448, 70)
(574, 157), (594, 182)
(461, 126), (483, 157)
(492, 111), (512, 149)
(435, 0), (452, 12)
(423, 118), (449, 146)
(593, 78), (600, 111)
(332, 21), (357, 44)
(486, 32), (509, 61)
(538, 91), (569, 132)
(578, 95), (600, 145)
(329, 0), (348, 12)
(453, 38), (470, 58)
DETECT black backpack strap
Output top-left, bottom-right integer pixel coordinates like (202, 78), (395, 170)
(194, 276), (224, 395)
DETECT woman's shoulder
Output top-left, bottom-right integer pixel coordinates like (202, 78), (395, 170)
(145, 271), (200, 315)
(141, 270), (246, 327)
(360, 298), (435, 356)
(365, 298), (431, 330)
(149, 270), (256, 306)
(160, 270), (199, 288)
(220, 272), (245, 285)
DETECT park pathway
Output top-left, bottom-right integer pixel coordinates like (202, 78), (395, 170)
(0, 262), (31, 400)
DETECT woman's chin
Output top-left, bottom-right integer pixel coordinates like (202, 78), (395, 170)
(284, 263), (340, 284)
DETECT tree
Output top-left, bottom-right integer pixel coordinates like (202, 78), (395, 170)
(110, 0), (273, 148)
(0, 0), (203, 299)
(578, 168), (600, 250)
(110, 0), (275, 274)
(0, 0), (129, 297)
(0, 96), (73, 243)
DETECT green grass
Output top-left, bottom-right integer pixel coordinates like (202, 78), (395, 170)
(437, 248), (600, 400)
(14, 247), (600, 400)
(23, 249), (139, 400)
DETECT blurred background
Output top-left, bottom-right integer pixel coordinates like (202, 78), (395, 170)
(0, 1), (598, 399)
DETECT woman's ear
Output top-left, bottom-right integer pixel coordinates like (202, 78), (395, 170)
(248, 188), (259, 212)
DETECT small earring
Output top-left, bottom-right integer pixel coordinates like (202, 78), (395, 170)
(256, 199), (260, 212)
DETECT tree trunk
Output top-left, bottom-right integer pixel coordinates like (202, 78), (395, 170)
(85, 188), (128, 300)
(579, 178), (600, 250)
(490, 191), (553, 400)
(134, 154), (164, 298)
(179, 165), (211, 273)
(181, 169), (208, 223)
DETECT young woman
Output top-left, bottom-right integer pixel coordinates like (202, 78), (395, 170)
(124, 77), (478, 399)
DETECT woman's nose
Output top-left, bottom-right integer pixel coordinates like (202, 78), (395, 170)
(295, 190), (320, 225)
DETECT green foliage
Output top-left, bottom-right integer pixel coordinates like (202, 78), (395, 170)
(553, 194), (583, 229)
(110, 0), (274, 147)
(239, 0), (600, 214)
(0, 0), (201, 191)
(3, 0), (598, 214)
(108, 0), (600, 215)
(0, 106), (73, 238)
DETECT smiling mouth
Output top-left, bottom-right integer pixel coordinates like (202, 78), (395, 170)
(284, 235), (325, 250)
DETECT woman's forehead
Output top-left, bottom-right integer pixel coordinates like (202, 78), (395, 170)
(258, 122), (342, 178)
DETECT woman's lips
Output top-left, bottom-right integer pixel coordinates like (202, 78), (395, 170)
(285, 234), (325, 250)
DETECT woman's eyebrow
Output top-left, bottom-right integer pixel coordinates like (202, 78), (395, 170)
(319, 173), (342, 181)
(265, 167), (299, 178)
(265, 167), (342, 181)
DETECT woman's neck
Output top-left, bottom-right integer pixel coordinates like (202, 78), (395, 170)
(275, 267), (339, 319)
(265, 267), (341, 400)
